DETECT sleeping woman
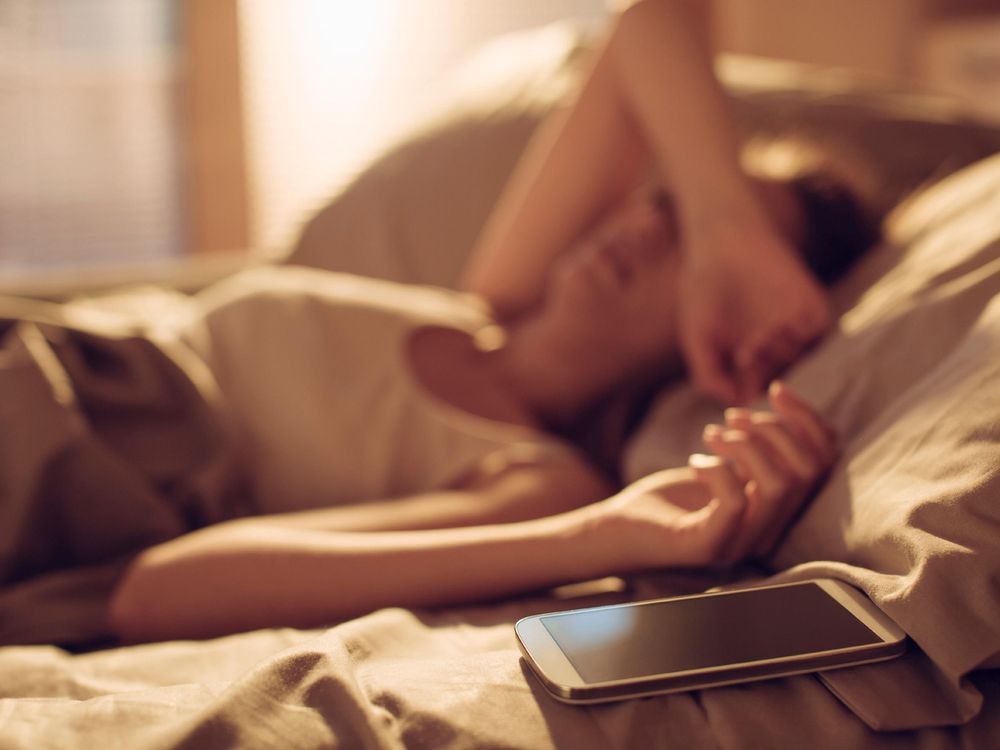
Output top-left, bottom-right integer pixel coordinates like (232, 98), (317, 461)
(109, 171), (869, 642)
(108, 0), (878, 642)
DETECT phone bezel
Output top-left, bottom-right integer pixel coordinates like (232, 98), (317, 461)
(515, 578), (908, 704)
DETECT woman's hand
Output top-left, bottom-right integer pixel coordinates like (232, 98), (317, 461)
(596, 382), (836, 570)
(700, 380), (837, 559)
(595, 460), (748, 570)
(678, 225), (831, 405)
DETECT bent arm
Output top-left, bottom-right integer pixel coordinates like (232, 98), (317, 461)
(462, 0), (762, 317)
(111, 384), (836, 645)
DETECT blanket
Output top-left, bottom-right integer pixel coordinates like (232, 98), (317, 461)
(3, 578), (1000, 750)
(0, 291), (245, 646)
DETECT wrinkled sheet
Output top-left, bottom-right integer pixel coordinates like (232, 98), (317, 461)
(2, 578), (1000, 750)
(0, 290), (245, 646)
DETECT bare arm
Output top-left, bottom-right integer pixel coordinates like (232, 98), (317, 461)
(249, 457), (613, 533)
(109, 506), (621, 642)
(108, 385), (835, 643)
(461, 0), (746, 317)
(108, 459), (615, 641)
(108, 465), (744, 642)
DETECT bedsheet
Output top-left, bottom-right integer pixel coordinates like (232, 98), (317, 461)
(0, 290), (245, 646)
(3, 573), (1000, 750)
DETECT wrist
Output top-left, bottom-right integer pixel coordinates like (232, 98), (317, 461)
(567, 499), (650, 576)
(556, 502), (638, 579)
(678, 187), (781, 258)
(682, 218), (798, 280)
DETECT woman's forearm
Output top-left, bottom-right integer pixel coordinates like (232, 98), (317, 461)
(461, 35), (648, 316)
(462, 0), (766, 316)
(610, 0), (761, 229)
(109, 506), (622, 643)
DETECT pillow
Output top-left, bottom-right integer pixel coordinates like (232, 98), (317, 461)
(283, 20), (1000, 287)
(623, 151), (1000, 730)
(285, 22), (587, 288)
(719, 56), (1000, 217)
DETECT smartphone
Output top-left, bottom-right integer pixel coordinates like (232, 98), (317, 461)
(515, 578), (907, 704)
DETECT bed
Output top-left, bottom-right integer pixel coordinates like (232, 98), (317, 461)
(3, 22), (1000, 749)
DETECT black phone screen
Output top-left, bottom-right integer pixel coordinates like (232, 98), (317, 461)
(540, 582), (881, 683)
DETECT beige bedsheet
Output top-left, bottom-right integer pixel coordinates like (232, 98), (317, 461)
(2, 581), (1000, 750)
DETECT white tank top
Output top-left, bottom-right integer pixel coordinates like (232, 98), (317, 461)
(184, 266), (574, 514)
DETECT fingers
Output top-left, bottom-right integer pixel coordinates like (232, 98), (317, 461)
(688, 454), (746, 507)
(757, 327), (803, 370)
(686, 454), (747, 560)
(737, 325), (798, 378)
(733, 280), (832, 401)
(733, 326), (807, 403)
(700, 383), (838, 560)
(682, 335), (739, 405)
(702, 425), (787, 497)
(767, 381), (837, 462)
(738, 414), (819, 481)
(723, 382), (836, 466)
(732, 363), (767, 408)
(701, 428), (795, 559)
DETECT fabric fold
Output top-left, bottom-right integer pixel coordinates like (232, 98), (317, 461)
(0, 295), (241, 645)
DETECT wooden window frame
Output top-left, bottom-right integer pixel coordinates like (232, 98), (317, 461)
(180, 0), (251, 254)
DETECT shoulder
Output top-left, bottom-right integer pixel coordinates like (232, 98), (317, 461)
(195, 265), (403, 313)
(196, 265), (491, 326)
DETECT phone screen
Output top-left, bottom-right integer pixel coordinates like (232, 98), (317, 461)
(539, 582), (882, 683)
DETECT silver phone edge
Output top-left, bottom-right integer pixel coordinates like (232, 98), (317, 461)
(533, 643), (907, 705)
(515, 578), (909, 705)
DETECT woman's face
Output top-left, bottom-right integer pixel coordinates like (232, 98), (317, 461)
(543, 191), (682, 376)
(536, 178), (807, 385)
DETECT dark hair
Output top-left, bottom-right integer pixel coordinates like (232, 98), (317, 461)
(792, 171), (882, 286)
(744, 135), (883, 287)
(568, 139), (883, 476)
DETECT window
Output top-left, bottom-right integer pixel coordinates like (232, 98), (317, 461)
(0, 0), (607, 279)
(0, 0), (183, 271)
